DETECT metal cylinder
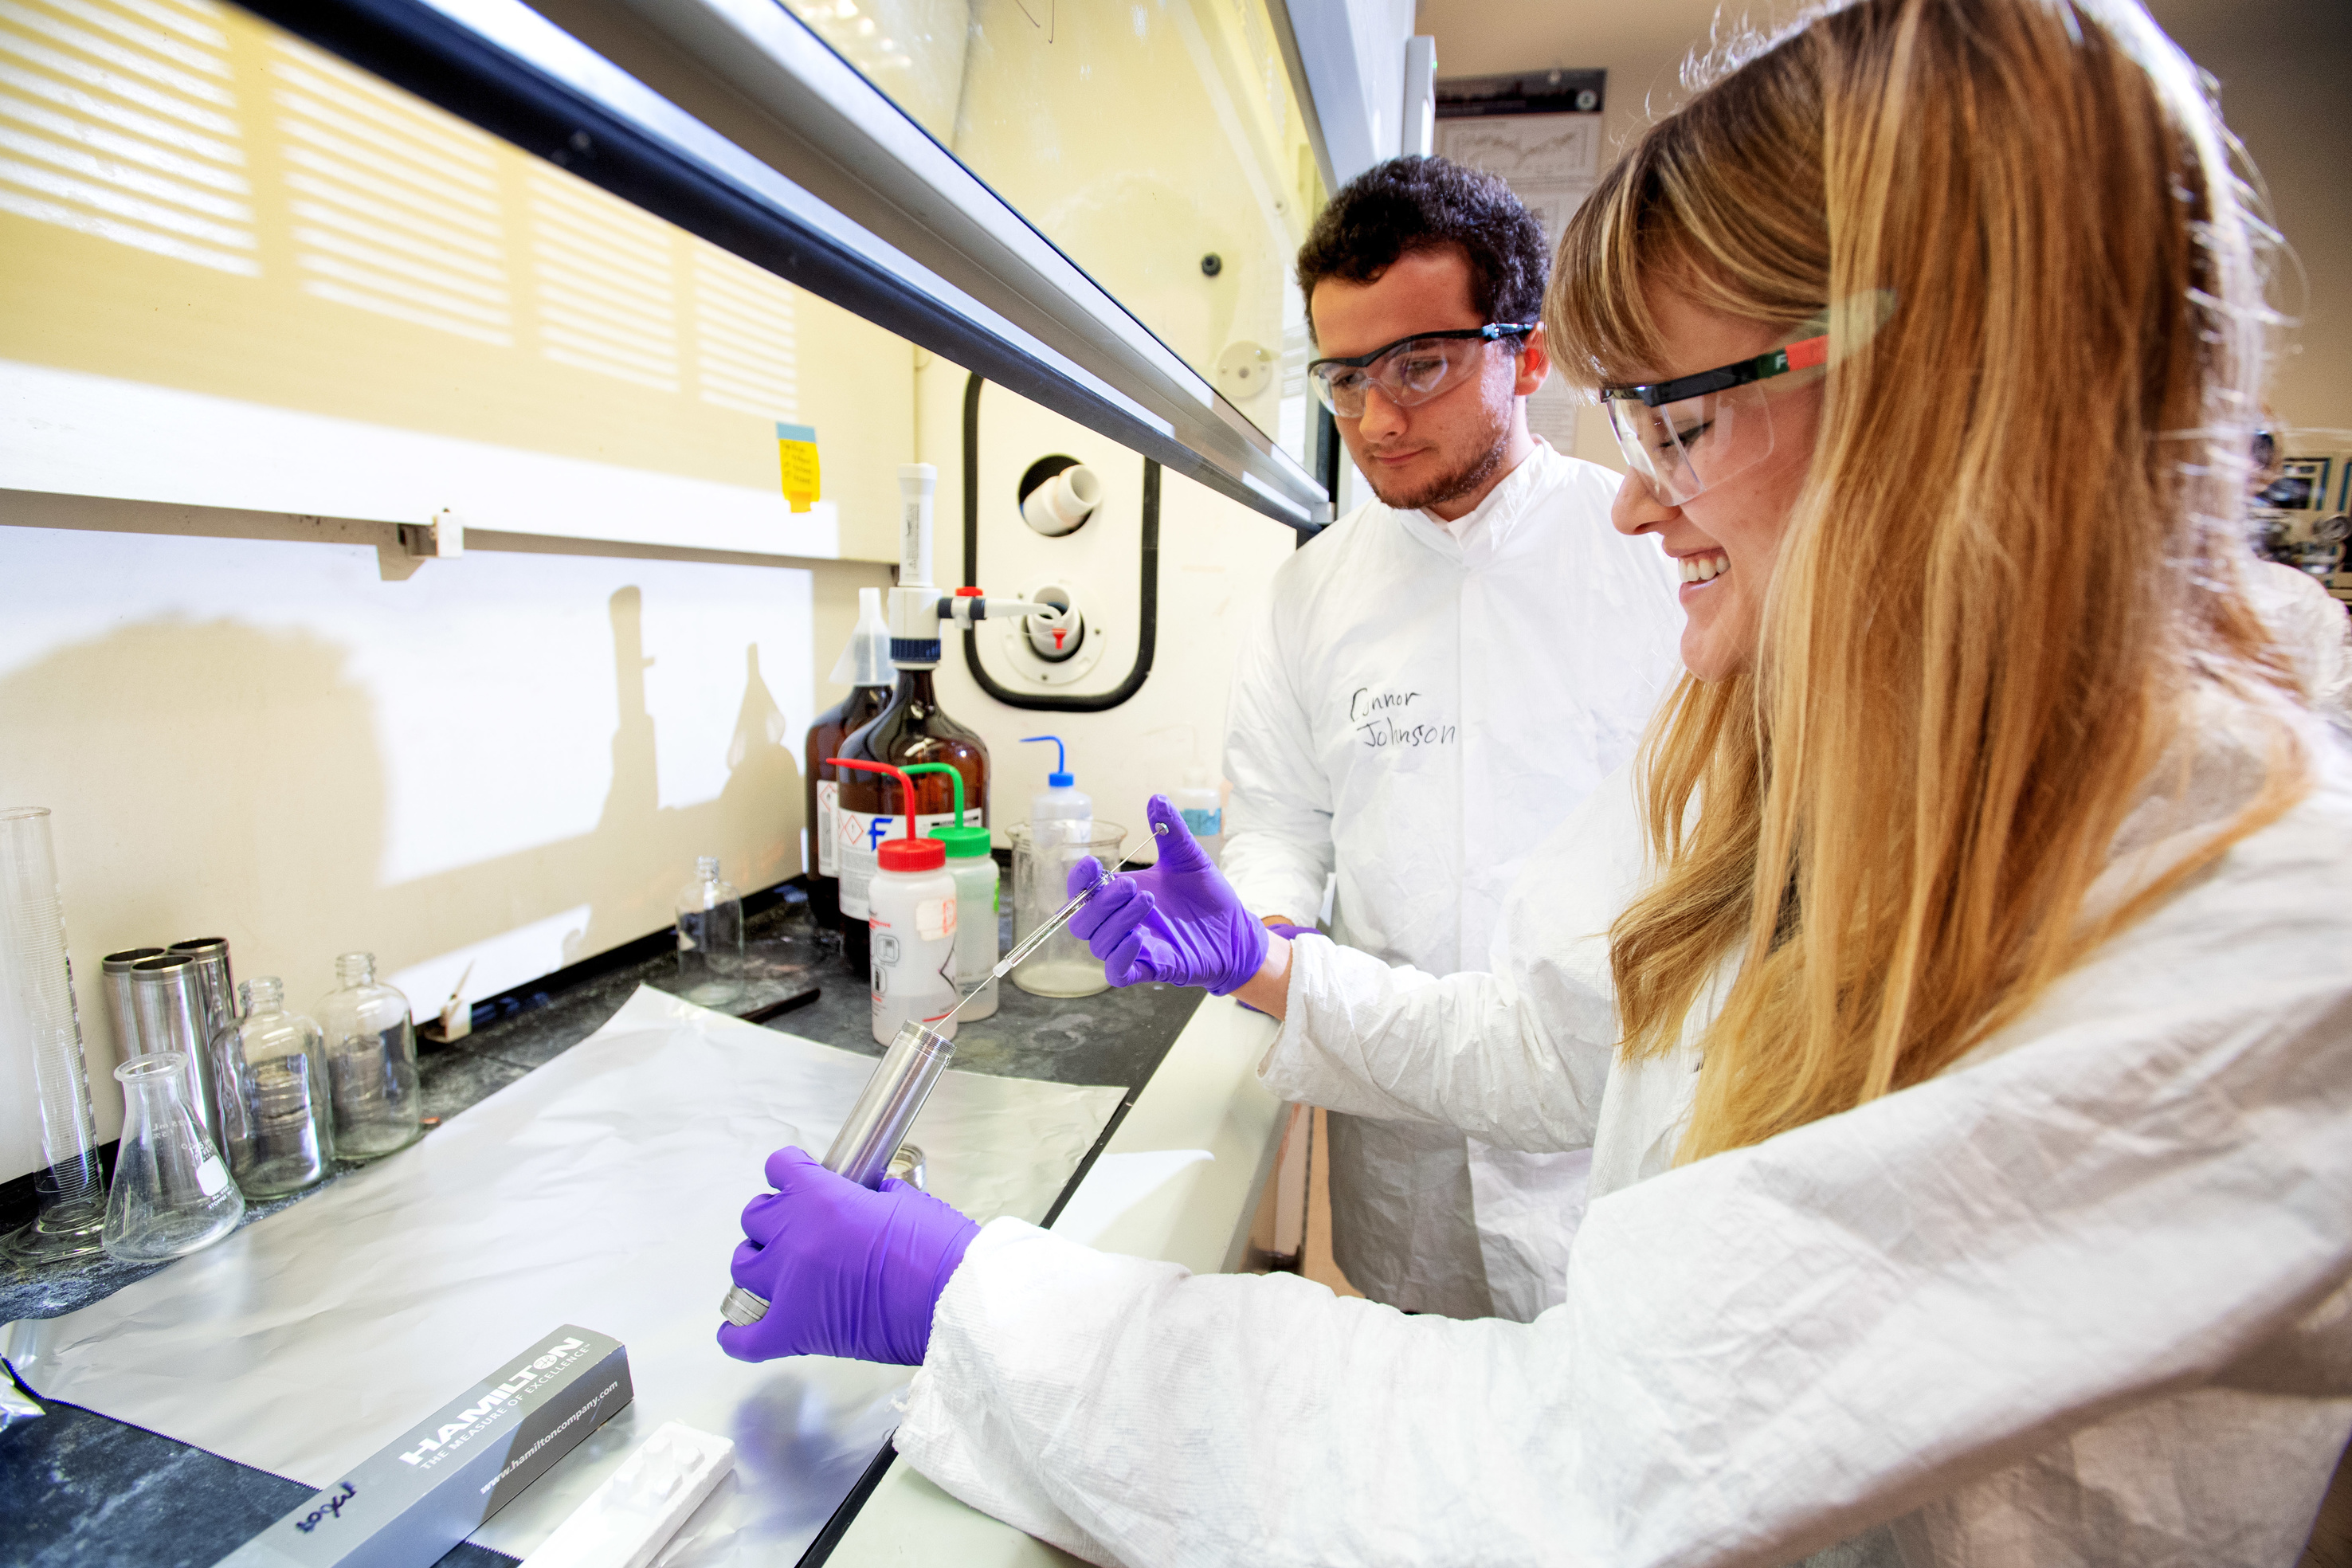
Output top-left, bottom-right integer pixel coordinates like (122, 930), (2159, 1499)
(102, 948), (165, 1061)
(825, 1021), (957, 1189)
(721, 1021), (958, 1327)
(167, 937), (238, 1056)
(130, 953), (222, 1146)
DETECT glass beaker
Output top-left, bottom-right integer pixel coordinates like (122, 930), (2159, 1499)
(313, 952), (422, 1161)
(674, 856), (746, 1006)
(103, 1054), (243, 1263)
(217, 977), (335, 1197)
(0, 806), (108, 1263)
(1008, 821), (1126, 998)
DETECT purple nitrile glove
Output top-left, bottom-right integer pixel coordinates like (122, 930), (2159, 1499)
(1066, 795), (1269, 995)
(715, 1146), (980, 1366)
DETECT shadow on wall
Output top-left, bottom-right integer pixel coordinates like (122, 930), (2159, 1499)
(0, 587), (801, 1035)
(582, 586), (800, 965)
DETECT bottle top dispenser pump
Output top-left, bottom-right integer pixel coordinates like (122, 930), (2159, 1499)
(834, 462), (1060, 975)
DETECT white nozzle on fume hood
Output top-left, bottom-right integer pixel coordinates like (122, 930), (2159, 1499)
(829, 586), (895, 687)
(1022, 465), (1100, 536)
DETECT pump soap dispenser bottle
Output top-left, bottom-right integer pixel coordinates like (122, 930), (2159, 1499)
(806, 586), (895, 931)
(835, 464), (989, 979)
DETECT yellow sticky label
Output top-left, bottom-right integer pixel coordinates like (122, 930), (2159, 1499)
(776, 422), (819, 513)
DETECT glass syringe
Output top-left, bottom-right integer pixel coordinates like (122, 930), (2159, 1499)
(719, 825), (1160, 1329)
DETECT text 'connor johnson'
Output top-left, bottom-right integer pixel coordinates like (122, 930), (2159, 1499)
(1350, 688), (1457, 750)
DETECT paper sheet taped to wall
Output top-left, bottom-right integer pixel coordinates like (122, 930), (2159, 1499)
(777, 422), (821, 512)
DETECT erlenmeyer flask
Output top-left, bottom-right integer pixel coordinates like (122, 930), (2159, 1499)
(102, 1054), (243, 1263)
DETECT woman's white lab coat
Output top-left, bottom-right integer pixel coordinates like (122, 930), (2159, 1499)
(894, 702), (2352, 1568)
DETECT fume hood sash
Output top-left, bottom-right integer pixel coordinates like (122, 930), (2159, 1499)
(242, 0), (1329, 530)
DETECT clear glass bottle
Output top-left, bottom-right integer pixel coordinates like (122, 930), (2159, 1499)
(217, 977), (335, 1198)
(675, 856), (745, 1005)
(314, 952), (423, 1161)
(103, 1054), (243, 1263)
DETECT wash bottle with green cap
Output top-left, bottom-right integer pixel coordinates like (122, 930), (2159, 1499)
(907, 762), (998, 1021)
(1021, 735), (1092, 849)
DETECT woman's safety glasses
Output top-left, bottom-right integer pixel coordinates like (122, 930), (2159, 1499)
(1307, 323), (1535, 418)
(1600, 333), (1829, 504)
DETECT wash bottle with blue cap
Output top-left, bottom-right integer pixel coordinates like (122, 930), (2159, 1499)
(1021, 736), (1092, 848)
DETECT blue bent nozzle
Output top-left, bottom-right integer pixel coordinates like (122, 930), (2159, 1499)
(1021, 734), (1074, 788)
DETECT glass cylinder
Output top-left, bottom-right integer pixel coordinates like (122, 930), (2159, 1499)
(1009, 821), (1127, 998)
(674, 856), (745, 1006)
(0, 807), (108, 1263)
(130, 951), (225, 1149)
(102, 1054), (243, 1263)
(217, 977), (335, 1198)
(313, 952), (422, 1161)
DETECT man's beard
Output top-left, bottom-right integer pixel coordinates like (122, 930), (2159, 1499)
(1362, 430), (1509, 513)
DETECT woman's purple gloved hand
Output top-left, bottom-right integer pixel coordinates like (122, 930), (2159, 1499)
(1066, 795), (1268, 995)
(715, 1146), (979, 1366)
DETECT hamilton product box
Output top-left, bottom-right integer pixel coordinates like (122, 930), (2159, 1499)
(214, 1324), (633, 1568)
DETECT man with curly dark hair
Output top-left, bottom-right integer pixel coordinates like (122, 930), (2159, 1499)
(1217, 155), (1683, 1322)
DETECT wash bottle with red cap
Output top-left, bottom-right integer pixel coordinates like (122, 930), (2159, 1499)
(831, 759), (960, 1047)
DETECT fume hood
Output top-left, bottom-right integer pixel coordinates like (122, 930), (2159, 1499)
(229, 0), (1423, 531)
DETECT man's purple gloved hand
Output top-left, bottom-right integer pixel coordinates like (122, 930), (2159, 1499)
(715, 1146), (979, 1366)
(1066, 795), (1268, 994)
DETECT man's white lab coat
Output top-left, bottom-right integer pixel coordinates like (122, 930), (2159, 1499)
(1219, 439), (1684, 1317)
(896, 699), (2352, 1568)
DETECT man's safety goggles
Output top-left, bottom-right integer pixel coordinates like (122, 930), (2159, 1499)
(1598, 333), (1829, 504)
(1306, 324), (1535, 418)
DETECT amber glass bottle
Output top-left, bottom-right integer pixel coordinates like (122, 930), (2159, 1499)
(805, 681), (892, 928)
(833, 662), (988, 978)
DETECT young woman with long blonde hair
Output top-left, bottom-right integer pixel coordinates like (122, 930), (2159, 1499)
(715, 1), (2352, 1561)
